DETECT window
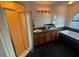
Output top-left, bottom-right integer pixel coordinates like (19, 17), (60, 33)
(51, 15), (65, 27)
(70, 12), (79, 29)
(51, 15), (57, 24)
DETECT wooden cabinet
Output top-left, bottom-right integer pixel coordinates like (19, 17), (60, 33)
(34, 30), (59, 46)
(50, 30), (56, 41)
(55, 31), (59, 40)
(34, 33), (40, 46)
(46, 32), (51, 42)
(40, 33), (45, 44)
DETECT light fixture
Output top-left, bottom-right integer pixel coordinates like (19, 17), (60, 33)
(37, 10), (49, 13)
(68, 1), (74, 5)
(37, 8), (50, 13)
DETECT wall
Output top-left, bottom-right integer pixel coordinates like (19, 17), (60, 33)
(55, 5), (68, 27)
(66, 3), (79, 27)
(26, 12), (34, 50)
(32, 5), (68, 28)
(32, 12), (51, 28)
(0, 32), (6, 57)
(25, 2), (68, 28)
(0, 41), (6, 57)
(0, 8), (16, 57)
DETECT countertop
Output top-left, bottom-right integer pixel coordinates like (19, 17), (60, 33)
(33, 28), (58, 34)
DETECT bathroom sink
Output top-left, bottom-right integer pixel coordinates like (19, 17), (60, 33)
(34, 29), (42, 33)
(49, 27), (57, 30)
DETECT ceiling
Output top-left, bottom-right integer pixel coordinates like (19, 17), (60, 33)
(19, 1), (77, 12)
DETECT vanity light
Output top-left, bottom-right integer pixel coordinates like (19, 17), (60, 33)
(37, 10), (49, 13)
(68, 1), (74, 5)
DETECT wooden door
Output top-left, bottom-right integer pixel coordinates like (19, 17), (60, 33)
(4, 10), (25, 56)
(18, 13), (29, 49)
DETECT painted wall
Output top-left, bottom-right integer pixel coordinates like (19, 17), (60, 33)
(0, 34), (6, 57)
(0, 9), (16, 57)
(55, 5), (68, 27)
(26, 12), (34, 50)
(30, 6), (68, 28)
(25, 2), (68, 28)
(32, 12), (51, 28)
(66, 3), (79, 27)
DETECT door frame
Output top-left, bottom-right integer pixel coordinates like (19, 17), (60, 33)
(25, 11), (34, 50)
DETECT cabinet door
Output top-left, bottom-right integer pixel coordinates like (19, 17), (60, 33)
(40, 33), (45, 44)
(56, 31), (59, 40)
(4, 10), (25, 56)
(19, 13), (29, 49)
(34, 33), (40, 46)
(50, 31), (56, 41)
(45, 32), (51, 42)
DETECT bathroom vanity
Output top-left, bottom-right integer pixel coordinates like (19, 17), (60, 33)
(33, 27), (59, 46)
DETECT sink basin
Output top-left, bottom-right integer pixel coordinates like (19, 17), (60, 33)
(34, 29), (42, 33)
(49, 27), (57, 30)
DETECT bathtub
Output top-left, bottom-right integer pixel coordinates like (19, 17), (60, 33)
(60, 30), (79, 52)
(60, 30), (79, 40)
